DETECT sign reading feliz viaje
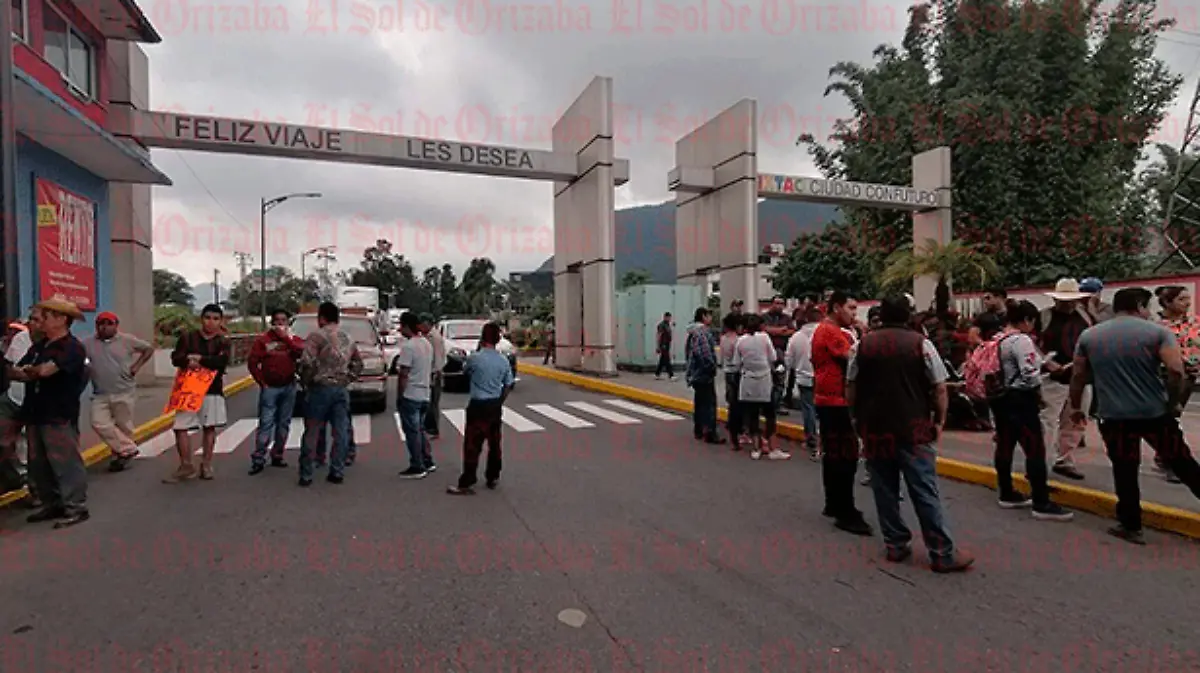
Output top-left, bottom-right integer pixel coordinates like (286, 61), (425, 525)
(757, 173), (950, 211)
(133, 111), (576, 180)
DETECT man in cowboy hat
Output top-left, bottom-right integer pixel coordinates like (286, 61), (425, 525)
(1039, 278), (1095, 480)
(8, 299), (90, 528)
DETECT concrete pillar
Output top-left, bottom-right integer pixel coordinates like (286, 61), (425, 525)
(106, 42), (156, 385)
(673, 99), (758, 310)
(552, 77), (617, 375)
(911, 147), (953, 312)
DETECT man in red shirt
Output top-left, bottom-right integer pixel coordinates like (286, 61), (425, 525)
(810, 291), (873, 536)
(247, 309), (304, 475)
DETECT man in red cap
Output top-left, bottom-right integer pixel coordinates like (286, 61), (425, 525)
(82, 310), (154, 472)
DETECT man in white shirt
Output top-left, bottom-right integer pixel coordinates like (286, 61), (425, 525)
(419, 314), (447, 439)
(785, 307), (822, 459)
(397, 312), (436, 479)
(0, 321), (33, 500)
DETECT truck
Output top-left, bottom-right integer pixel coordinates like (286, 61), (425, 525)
(336, 286), (380, 317)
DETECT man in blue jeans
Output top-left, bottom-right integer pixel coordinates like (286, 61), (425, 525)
(846, 295), (974, 573)
(396, 312), (435, 479)
(247, 309), (303, 475)
(297, 302), (362, 487)
(447, 322), (513, 495)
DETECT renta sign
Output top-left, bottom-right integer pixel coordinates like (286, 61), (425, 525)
(130, 111), (621, 182)
(756, 173), (949, 211)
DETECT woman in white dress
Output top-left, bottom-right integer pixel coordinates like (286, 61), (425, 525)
(733, 314), (791, 460)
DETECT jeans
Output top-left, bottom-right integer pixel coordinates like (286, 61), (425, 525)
(817, 406), (861, 521)
(865, 441), (956, 563)
(252, 384), (296, 467)
(798, 385), (818, 448)
(1099, 415), (1200, 531)
(692, 379), (718, 438)
(989, 390), (1051, 505)
(398, 397), (434, 472)
(26, 421), (87, 515)
(299, 386), (351, 481)
(460, 399), (503, 488)
(655, 350), (673, 378)
(315, 425), (356, 463)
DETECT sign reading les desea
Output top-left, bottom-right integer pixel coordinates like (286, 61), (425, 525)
(404, 139), (535, 170)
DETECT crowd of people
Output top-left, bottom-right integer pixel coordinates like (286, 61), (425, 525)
(679, 278), (1200, 563)
(0, 298), (516, 531)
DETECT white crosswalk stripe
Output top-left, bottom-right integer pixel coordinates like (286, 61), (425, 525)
(393, 412), (406, 440)
(442, 409), (467, 435)
(202, 419), (257, 455)
(136, 429), (189, 459)
(501, 408), (544, 432)
(526, 403), (594, 429)
(603, 399), (683, 421)
(564, 401), (642, 425)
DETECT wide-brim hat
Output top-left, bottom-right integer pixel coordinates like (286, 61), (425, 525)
(35, 298), (84, 320)
(1046, 278), (1088, 301)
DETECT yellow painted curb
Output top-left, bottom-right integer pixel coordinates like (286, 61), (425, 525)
(0, 375), (256, 509)
(521, 362), (1200, 542)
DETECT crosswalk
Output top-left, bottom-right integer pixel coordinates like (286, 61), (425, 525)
(133, 399), (683, 459)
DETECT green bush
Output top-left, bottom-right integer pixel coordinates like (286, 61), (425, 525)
(154, 305), (197, 341)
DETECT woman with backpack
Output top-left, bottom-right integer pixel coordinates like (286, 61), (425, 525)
(972, 301), (1074, 521)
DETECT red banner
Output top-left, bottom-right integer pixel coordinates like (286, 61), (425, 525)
(36, 178), (97, 310)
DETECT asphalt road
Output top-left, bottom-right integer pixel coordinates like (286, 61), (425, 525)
(2, 376), (1199, 672)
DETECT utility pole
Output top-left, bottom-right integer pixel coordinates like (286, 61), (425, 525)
(212, 269), (220, 304)
(233, 252), (252, 319)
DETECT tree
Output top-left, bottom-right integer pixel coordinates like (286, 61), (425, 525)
(879, 239), (999, 316)
(798, 0), (1182, 287)
(346, 239), (422, 309)
(459, 258), (496, 314)
(619, 268), (653, 290)
(771, 222), (879, 299)
(153, 269), (194, 306)
(419, 266), (443, 314)
(439, 263), (460, 315)
(228, 265), (317, 318)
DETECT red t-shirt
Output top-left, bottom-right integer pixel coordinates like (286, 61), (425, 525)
(811, 320), (853, 407)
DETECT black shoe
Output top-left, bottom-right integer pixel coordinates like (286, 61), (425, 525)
(399, 468), (428, 479)
(107, 457), (130, 473)
(998, 492), (1032, 509)
(26, 508), (65, 523)
(835, 517), (874, 537)
(1107, 525), (1146, 545)
(446, 486), (475, 495)
(1052, 464), (1085, 480)
(885, 546), (913, 563)
(486, 480), (498, 490)
(326, 474), (344, 484)
(345, 456), (356, 467)
(1032, 502), (1074, 522)
(270, 458), (288, 468)
(249, 464), (265, 476)
(425, 464), (438, 474)
(821, 507), (836, 519)
(703, 435), (727, 445)
(53, 511), (89, 529)
(298, 477), (313, 487)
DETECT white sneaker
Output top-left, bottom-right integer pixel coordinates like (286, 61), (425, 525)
(767, 450), (792, 460)
(750, 449), (763, 460)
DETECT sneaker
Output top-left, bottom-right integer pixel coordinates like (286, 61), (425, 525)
(931, 550), (975, 573)
(885, 546), (913, 563)
(998, 492), (1033, 509)
(1052, 464), (1085, 480)
(326, 474), (344, 484)
(1107, 525), (1146, 545)
(1032, 502), (1074, 522)
(446, 485), (476, 495)
(835, 518), (874, 537)
(809, 447), (821, 462)
(163, 464), (197, 484)
(26, 507), (65, 523)
(399, 467), (428, 479)
(486, 480), (499, 489)
(767, 450), (791, 460)
(298, 477), (313, 487)
(53, 511), (90, 529)
(270, 458), (288, 468)
(248, 463), (265, 476)
(750, 449), (763, 460)
(425, 464), (438, 474)
(198, 464), (214, 481)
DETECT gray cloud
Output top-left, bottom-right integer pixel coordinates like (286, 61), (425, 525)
(144, 0), (1200, 286)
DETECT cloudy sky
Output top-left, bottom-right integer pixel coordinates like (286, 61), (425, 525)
(142, 0), (1200, 288)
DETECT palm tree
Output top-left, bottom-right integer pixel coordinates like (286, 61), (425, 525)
(879, 239), (999, 317)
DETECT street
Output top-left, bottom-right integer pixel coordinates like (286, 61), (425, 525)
(1, 376), (1199, 672)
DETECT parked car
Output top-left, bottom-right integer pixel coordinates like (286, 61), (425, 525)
(290, 313), (389, 414)
(435, 318), (518, 392)
(379, 327), (404, 374)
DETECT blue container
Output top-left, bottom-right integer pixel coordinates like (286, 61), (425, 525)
(616, 284), (705, 370)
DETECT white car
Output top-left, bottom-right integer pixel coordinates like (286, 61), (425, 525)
(435, 319), (518, 392)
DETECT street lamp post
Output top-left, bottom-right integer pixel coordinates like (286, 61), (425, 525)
(301, 245), (335, 306)
(260, 192), (321, 327)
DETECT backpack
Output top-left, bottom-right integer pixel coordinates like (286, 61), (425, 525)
(963, 334), (1017, 401)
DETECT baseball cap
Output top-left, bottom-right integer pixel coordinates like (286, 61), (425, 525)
(96, 311), (119, 323)
(1079, 278), (1103, 294)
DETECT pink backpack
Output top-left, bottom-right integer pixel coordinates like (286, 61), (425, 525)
(963, 334), (1016, 401)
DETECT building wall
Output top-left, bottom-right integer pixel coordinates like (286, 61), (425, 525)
(13, 135), (113, 336)
(12, 0), (111, 125)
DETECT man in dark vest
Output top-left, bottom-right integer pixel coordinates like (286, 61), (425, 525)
(847, 295), (974, 573)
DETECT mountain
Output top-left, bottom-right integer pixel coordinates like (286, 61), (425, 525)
(191, 282), (230, 306)
(533, 200), (838, 282)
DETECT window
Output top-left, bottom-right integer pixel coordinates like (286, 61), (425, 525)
(290, 316), (379, 346)
(10, 0), (25, 41)
(42, 4), (94, 97)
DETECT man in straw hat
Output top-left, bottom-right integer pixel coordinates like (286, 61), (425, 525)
(8, 298), (90, 528)
(1039, 278), (1095, 480)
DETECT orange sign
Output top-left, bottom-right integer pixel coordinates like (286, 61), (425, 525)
(164, 369), (217, 414)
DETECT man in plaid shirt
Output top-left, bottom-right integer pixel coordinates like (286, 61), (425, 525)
(686, 307), (725, 444)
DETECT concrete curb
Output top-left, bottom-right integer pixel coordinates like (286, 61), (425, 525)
(520, 362), (1200, 542)
(0, 375), (256, 509)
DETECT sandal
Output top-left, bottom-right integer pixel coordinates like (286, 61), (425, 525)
(199, 463), (214, 480)
(163, 464), (197, 484)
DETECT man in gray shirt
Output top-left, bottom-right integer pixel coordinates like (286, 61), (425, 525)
(82, 311), (154, 473)
(1070, 287), (1200, 545)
